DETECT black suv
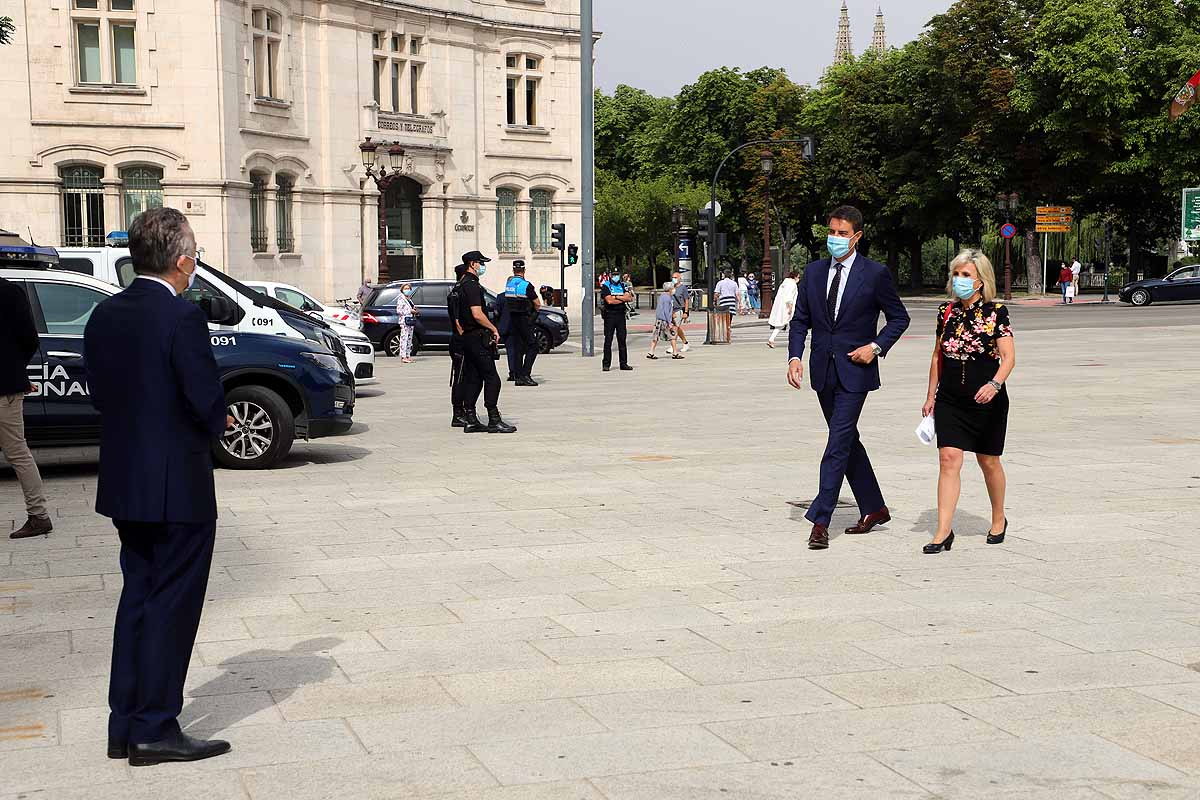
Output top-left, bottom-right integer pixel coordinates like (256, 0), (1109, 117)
(362, 279), (570, 357)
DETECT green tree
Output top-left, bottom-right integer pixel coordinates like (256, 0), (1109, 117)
(0, 17), (15, 45)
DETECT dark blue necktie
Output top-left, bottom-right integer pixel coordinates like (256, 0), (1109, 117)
(827, 263), (844, 321)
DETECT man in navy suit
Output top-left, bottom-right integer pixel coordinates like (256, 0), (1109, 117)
(83, 207), (233, 766)
(787, 206), (910, 550)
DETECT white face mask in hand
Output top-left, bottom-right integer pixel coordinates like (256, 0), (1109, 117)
(915, 415), (936, 446)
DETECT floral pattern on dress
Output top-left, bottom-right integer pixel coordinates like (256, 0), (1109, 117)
(936, 300), (1013, 362)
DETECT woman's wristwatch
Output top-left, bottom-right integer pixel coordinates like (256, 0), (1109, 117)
(987, 380), (1003, 391)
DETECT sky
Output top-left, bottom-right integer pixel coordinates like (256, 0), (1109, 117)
(593, 0), (956, 97)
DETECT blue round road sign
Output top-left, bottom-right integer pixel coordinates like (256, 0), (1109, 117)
(1000, 223), (1017, 239)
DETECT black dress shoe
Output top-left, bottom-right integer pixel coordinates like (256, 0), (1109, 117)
(515, 377), (538, 386)
(10, 515), (52, 539)
(107, 738), (127, 759)
(602, 365), (611, 372)
(986, 518), (1008, 545)
(128, 731), (231, 767)
(620, 365), (634, 371)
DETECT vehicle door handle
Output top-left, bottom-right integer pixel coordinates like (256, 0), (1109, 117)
(47, 351), (83, 360)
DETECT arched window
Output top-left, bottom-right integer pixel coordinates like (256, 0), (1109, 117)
(276, 175), (294, 252)
(61, 165), (105, 247)
(496, 188), (519, 254)
(120, 166), (163, 228)
(249, 172), (268, 252)
(530, 190), (553, 253)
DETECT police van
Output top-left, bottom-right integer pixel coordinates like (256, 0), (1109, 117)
(1, 236), (355, 469)
(55, 242), (376, 384)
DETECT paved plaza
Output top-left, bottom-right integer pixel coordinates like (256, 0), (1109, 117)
(3, 307), (1200, 799)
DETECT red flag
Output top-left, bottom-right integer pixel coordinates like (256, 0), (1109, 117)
(1170, 69), (1200, 121)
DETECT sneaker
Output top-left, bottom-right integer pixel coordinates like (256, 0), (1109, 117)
(11, 515), (52, 540)
(681, 344), (690, 352)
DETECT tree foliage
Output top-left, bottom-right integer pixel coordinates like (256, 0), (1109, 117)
(0, 17), (15, 46)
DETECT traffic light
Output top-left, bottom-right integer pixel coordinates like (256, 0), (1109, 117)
(551, 223), (566, 252)
(697, 208), (712, 242)
(567, 243), (578, 265)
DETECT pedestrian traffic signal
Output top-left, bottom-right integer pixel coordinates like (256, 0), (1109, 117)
(551, 223), (566, 252)
(697, 208), (712, 242)
(567, 243), (578, 265)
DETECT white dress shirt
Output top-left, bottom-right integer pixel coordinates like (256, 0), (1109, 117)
(826, 249), (857, 320)
(135, 275), (179, 296)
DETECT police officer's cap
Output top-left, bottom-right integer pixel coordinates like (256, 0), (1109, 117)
(512, 259), (526, 272)
(461, 250), (491, 264)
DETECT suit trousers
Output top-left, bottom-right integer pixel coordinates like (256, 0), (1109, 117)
(449, 338), (466, 409)
(108, 519), (216, 744)
(602, 312), (628, 368)
(460, 331), (502, 411)
(805, 374), (885, 526)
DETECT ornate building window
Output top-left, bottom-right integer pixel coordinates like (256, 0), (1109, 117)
(249, 173), (268, 252)
(372, 30), (426, 115)
(530, 190), (553, 253)
(505, 52), (542, 126)
(496, 188), (519, 254)
(276, 175), (295, 252)
(120, 166), (163, 227)
(252, 8), (283, 100)
(61, 166), (105, 247)
(72, 0), (137, 86)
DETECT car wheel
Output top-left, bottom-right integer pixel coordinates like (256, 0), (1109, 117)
(383, 329), (405, 357)
(213, 386), (295, 470)
(1130, 288), (1152, 306)
(531, 325), (551, 354)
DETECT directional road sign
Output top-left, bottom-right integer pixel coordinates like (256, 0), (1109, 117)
(1035, 215), (1073, 224)
(1037, 206), (1073, 215)
(1036, 224), (1072, 233)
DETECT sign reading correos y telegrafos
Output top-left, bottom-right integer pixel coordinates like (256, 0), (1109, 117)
(1183, 188), (1200, 241)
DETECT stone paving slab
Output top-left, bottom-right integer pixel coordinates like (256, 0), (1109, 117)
(2, 322), (1200, 796)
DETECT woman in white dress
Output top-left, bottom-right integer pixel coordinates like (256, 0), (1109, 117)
(767, 270), (800, 348)
(395, 283), (418, 363)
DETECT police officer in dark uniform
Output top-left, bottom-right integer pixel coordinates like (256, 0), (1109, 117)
(503, 260), (541, 386)
(447, 261), (470, 428)
(455, 251), (516, 434)
(601, 272), (634, 372)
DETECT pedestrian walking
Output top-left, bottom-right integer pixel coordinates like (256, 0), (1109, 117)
(715, 272), (740, 316)
(786, 205), (911, 550)
(748, 273), (761, 311)
(82, 207), (232, 766)
(1058, 262), (1074, 304)
(394, 282), (418, 362)
(647, 281), (683, 360)
(601, 272), (634, 371)
(767, 270), (800, 349)
(454, 251), (516, 433)
(503, 260), (541, 386)
(920, 249), (1015, 554)
(1071, 257), (1082, 298)
(737, 273), (751, 314)
(448, 262), (470, 428)
(671, 271), (691, 353)
(0, 274), (52, 540)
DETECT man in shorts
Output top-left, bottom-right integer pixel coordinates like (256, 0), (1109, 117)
(671, 271), (691, 353)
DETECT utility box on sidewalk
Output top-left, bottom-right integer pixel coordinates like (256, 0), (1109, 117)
(711, 311), (732, 344)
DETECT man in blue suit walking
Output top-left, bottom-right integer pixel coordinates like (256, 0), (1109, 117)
(84, 207), (233, 766)
(787, 206), (910, 550)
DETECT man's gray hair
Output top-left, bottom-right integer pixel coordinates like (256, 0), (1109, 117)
(128, 207), (193, 275)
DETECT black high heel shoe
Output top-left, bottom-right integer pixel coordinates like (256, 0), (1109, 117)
(986, 518), (1008, 545)
(923, 530), (954, 554)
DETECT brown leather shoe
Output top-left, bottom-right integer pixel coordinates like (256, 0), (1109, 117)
(845, 506), (890, 535)
(10, 515), (52, 540)
(808, 523), (829, 550)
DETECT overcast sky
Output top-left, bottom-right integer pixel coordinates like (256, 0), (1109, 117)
(594, 0), (956, 97)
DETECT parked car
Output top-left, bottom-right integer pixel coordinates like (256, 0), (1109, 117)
(2, 265), (355, 470)
(361, 279), (570, 357)
(1119, 266), (1200, 306)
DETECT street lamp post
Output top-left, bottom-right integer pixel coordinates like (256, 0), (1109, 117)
(758, 151), (775, 319)
(671, 205), (684, 275)
(360, 137), (406, 282)
(996, 191), (1019, 301)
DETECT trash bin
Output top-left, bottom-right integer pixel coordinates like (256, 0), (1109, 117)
(712, 310), (732, 344)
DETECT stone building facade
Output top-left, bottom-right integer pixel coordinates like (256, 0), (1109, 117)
(0, 0), (584, 302)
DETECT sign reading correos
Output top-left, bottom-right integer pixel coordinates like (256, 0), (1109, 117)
(1183, 188), (1200, 241)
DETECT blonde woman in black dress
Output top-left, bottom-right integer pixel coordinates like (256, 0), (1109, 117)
(920, 249), (1016, 554)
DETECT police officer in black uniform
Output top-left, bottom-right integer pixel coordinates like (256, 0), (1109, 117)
(503, 260), (541, 386)
(601, 272), (634, 372)
(447, 261), (470, 428)
(455, 251), (516, 434)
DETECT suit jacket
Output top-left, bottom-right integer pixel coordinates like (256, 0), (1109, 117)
(84, 279), (227, 523)
(788, 255), (911, 393)
(0, 277), (40, 396)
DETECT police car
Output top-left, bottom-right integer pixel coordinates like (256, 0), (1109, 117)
(55, 244), (375, 386)
(1, 254), (355, 469)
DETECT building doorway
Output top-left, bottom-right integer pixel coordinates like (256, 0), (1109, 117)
(381, 176), (423, 282)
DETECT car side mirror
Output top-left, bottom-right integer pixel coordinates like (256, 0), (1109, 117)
(201, 295), (239, 325)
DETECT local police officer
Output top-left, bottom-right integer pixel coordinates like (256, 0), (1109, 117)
(447, 262), (470, 428)
(503, 260), (541, 386)
(455, 251), (516, 434)
(601, 272), (634, 372)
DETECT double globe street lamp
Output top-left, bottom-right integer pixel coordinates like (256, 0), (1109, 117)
(758, 150), (775, 319)
(360, 137), (407, 280)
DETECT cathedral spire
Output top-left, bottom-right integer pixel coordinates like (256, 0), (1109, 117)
(834, 1), (853, 64)
(870, 6), (887, 54)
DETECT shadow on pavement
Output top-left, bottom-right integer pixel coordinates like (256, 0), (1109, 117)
(912, 507), (992, 537)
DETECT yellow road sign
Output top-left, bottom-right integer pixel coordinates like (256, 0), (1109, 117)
(1035, 215), (1073, 224)
(1036, 224), (1072, 233)
(1037, 206), (1073, 215)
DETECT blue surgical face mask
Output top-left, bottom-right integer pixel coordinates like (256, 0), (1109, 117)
(402, 288), (414, 296)
(477, 264), (487, 277)
(827, 234), (854, 260)
(952, 276), (979, 299)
